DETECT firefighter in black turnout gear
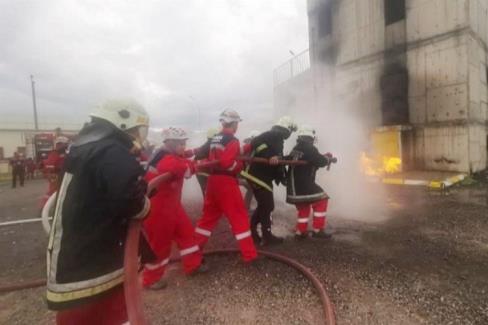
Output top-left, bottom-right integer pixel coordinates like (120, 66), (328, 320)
(241, 116), (297, 246)
(286, 125), (336, 239)
(46, 99), (151, 324)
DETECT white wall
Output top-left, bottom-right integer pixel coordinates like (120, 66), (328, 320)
(0, 131), (26, 158)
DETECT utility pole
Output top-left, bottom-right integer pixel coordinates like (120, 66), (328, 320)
(30, 75), (39, 130)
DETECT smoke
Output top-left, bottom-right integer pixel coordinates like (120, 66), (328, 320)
(276, 64), (390, 224)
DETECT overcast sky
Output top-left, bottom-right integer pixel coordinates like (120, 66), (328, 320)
(0, 0), (308, 131)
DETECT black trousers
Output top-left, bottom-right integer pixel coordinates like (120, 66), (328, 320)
(12, 168), (25, 188)
(196, 174), (208, 196)
(250, 185), (274, 237)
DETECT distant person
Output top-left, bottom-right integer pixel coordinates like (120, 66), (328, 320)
(9, 152), (26, 188)
(286, 125), (335, 240)
(46, 99), (151, 325)
(26, 158), (36, 180)
(40, 136), (70, 208)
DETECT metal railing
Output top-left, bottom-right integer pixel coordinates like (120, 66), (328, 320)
(273, 49), (310, 87)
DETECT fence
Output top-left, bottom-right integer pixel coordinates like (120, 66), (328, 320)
(273, 49), (310, 87)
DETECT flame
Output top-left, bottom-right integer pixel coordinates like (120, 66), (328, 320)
(360, 152), (401, 176)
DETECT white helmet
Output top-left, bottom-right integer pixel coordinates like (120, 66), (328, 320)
(206, 127), (219, 139)
(55, 136), (69, 145)
(219, 109), (242, 124)
(90, 99), (149, 131)
(275, 116), (297, 132)
(162, 127), (188, 141)
(297, 125), (316, 138)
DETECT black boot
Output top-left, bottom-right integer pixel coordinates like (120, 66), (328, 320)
(251, 228), (261, 245)
(250, 210), (262, 245)
(261, 227), (283, 247)
(294, 231), (308, 240)
(311, 229), (332, 239)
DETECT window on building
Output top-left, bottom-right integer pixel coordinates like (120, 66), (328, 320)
(317, 1), (333, 37)
(384, 0), (406, 25)
(0, 147), (3, 160)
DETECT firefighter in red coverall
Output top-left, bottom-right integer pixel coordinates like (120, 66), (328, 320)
(143, 127), (207, 289)
(194, 109), (258, 262)
(40, 136), (69, 208)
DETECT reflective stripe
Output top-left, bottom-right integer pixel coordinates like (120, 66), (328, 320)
(144, 258), (170, 271)
(240, 171), (272, 192)
(210, 144), (225, 150)
(297, 218), (309, 223)
(180, 245), (199, 257)
(197, 172), (209, 177)
(288, 192), (329, 201)
(226, 161), (238, 171)
(47, 274), (124, 303)
(256, 144), (268, 153)
(195, 227), (211, 237)
(235, 230), (251, 240)
(314, 212), (326, 217)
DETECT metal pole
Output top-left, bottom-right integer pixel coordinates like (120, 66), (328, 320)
(30, 75), (39, 130)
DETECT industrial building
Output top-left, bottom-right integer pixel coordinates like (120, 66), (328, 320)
(274, 0), (488, 173)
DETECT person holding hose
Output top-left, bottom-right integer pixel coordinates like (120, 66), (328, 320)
(46, 99), (151, 325)
(286, 125), (335, 240)
(142, 127), (207, 290)
(241, 116), (297, 246)
(194, 109), (258, 263)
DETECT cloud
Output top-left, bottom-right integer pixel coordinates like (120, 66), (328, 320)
(0, 0), (308, 132)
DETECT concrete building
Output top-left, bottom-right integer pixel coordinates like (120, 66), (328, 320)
(275, 0), (488, 173)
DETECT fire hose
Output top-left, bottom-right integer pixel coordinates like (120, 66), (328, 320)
(5, 163), (337, 325)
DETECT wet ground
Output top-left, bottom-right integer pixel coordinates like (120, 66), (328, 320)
(0, 178), (487, 324)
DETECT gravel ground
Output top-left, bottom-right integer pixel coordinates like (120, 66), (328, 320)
(145, 255), (323, 325)
(0, 178), (488, 324)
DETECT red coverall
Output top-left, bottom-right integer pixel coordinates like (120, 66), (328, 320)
(142, 152), (203, 287)
(296, 199), (328, 233)
(41, 150), (65, 208)
(194, 128), (257, 262)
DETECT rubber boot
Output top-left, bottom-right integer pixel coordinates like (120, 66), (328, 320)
(189, 260), (209, 276)
(251, 227), (261, 245)
(250, 211), (262, 245)
(147, 279), (168, 290)
(294, 231), (308, 240)
(311, 229), (332, 239)
(261, 227), (283, 247)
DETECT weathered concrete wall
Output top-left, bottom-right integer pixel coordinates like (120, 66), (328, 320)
(301, 0), (488, 172)
(406, 0), (469, 42)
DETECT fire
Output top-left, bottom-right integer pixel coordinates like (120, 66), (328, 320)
(360, 152), (401, 176)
